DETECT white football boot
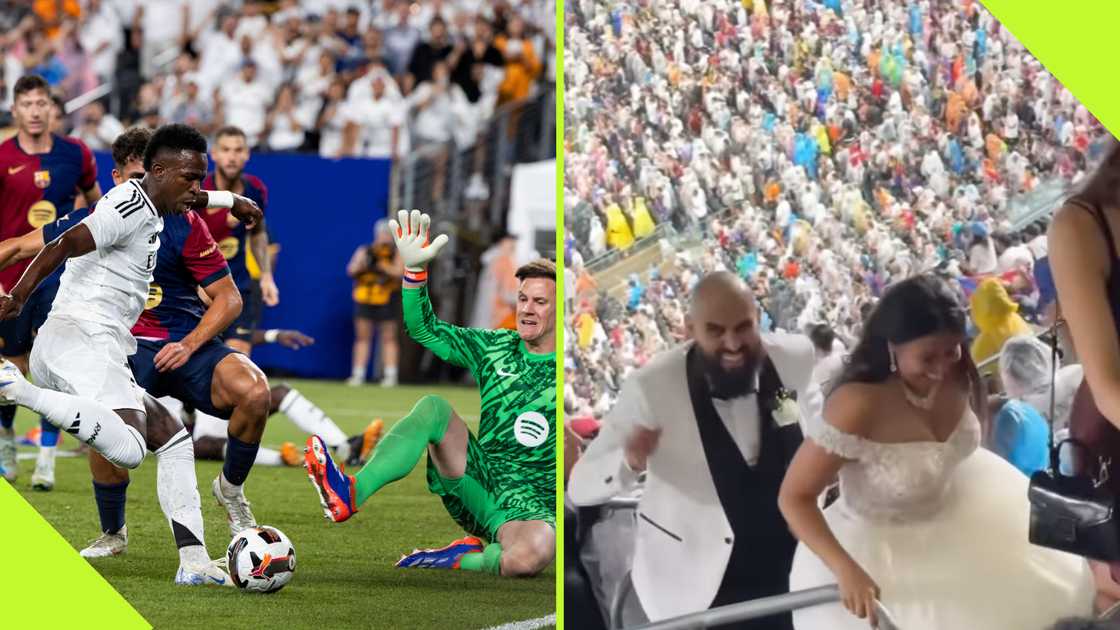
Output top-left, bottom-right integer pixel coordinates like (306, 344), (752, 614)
(212, 476), (257, 537)
(0, 427), (16, 482)
(174, 558), (233, 587)
(80, 526), (128, 558)
(30, 447), (55, 491)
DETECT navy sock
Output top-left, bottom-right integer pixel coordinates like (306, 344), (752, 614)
(0, 405), (14, 430)
(39, 417), (59, 447)
(222, 434), (259, 486)
(92, 480), (129, 534)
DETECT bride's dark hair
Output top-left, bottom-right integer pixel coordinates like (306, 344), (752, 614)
(833, 274), (987, 420)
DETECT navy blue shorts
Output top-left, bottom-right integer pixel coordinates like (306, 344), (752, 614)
(129, 338), (239, 419)
(222, 281), (261, 343)
(0, 279), (59, 357)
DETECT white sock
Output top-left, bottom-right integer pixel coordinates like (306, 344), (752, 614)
(153, 429), (208, 567)
(23, 384), (145, 469)
(36, 445), (55, 466)
(383, 366), (398, 383)
(254, 447), (283, 466)
(157, 396), (186, 423)
(279, 388), (347, 447)
(350, 365), (365, 381)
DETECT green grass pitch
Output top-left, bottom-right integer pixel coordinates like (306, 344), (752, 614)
(10, 380), (555, 629)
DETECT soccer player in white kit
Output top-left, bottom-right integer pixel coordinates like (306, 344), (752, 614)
(0, 124), (262, 583)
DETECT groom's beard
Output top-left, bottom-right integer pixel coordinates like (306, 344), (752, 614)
(698, 347), (762, 399)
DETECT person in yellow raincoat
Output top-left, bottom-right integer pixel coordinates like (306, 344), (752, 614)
(630, 196), (656, 238)
(576, 308), (596, 349)
(812, 122), (831, 156)
(970, 278), (1033, 377)
(604, 201), (635, 250)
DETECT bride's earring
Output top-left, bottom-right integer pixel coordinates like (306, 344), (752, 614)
(889, 350), (898, 373)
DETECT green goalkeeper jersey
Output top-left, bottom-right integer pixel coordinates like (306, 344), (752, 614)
(403, 286), (556, 507)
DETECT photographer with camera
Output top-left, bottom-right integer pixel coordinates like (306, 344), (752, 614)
(347, 218), (404, 387)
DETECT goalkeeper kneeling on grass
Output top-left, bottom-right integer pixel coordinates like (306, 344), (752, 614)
(304, 210), (557, 577)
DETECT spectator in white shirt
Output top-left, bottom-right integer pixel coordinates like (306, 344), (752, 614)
(408, 61), (465, 147)
(196, 13), (242, 94)
(316, 79), (349, 158)
(341, 74), (408, 158)
(166, 74), (214, 135)
(77, 0), (123, 82)
(262, 83), (308, 152)
(74, 100), (125, 151)
(217, 59), (273, 148)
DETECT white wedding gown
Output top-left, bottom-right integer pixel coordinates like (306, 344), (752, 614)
(789, 408), (1095, 629)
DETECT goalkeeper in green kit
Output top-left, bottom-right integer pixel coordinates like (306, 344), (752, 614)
(304, 210), (556, 577)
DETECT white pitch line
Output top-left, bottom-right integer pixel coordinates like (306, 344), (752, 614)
(480, 614), (556, 630)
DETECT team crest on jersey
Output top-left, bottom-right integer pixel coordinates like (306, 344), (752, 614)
(513, 412), (549, 448)
(219, 236), (239, 260)
(27, 201), (57, 228)
(146, 284), (163, 309)
(33, 170), (50, 189)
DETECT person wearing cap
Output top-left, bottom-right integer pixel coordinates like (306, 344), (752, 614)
(968, 221), (998, 275)
(346, 218), (404, 386)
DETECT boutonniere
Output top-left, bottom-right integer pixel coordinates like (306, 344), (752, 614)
(769, 387), (800, 428)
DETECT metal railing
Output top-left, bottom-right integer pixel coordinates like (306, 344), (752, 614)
(584, 222), (677, 274)
(620, 585), (845, 630)
(392, 86), (556, 227)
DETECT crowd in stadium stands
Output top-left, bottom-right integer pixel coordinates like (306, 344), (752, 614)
(563, 0), (1108, 419)
(0, 0), (554, 164)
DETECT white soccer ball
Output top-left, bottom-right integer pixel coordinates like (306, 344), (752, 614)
(226, 526), (296, 593)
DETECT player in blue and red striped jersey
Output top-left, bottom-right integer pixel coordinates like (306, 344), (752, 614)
(0, 75), (103, 488)
(199, 126), (278, 357)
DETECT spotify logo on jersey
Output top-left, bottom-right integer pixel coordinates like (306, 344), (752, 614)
(513, 412), (549, 448)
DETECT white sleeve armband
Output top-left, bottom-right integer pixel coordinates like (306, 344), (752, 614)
(206, 190), (234, 209)
(263, 329), (280, 343)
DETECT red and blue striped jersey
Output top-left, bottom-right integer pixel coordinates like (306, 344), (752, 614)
(0, 134), (97, 290)
(199, 172), (268, 292)
(43, 205), (230, 341)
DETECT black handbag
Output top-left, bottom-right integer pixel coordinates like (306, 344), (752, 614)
(1027, 320), (1120, 561)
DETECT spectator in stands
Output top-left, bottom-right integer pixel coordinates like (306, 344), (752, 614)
(74, 99), (123, 150)
(347, 219), (403, 388)
(261, 83), (307, 152)
(217, 59), (272, 148)
(809, 323), (846, 389)
(315, 78), (349, 158)
(1049, 140), (1120, 613)
(341, 72), (407, 159)
(404, 17), (454, 95)
(970, 278), (1033, 377)
(992, 336), (1052, 476)
(165, 74), (214, 136)
(495, 16), (542, 105)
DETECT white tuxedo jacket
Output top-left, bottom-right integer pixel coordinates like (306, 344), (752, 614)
(568, 332), (821, 621)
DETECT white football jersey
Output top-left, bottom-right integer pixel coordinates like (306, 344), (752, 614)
(49, 179), (163, 353)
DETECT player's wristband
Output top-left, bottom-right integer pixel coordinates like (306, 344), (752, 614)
(206, 190), (234, 209)
(403, 269), (428, 284)
(263, 329), (280, 343)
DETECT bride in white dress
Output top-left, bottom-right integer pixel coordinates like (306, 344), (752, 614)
(779, 275), (1094, 629)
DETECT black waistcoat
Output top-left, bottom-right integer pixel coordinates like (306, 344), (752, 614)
(686, 346), (801, 630)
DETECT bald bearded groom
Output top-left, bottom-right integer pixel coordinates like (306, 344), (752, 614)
(569, 272), (822, 628)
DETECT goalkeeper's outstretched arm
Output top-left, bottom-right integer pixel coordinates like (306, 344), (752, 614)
(392, 209), (488, 369)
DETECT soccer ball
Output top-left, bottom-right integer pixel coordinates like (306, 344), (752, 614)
(226, 526), (296, 593)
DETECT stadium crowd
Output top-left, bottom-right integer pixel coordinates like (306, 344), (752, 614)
(0, 0), (554, 160)
(564, 0), (1108, 418)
